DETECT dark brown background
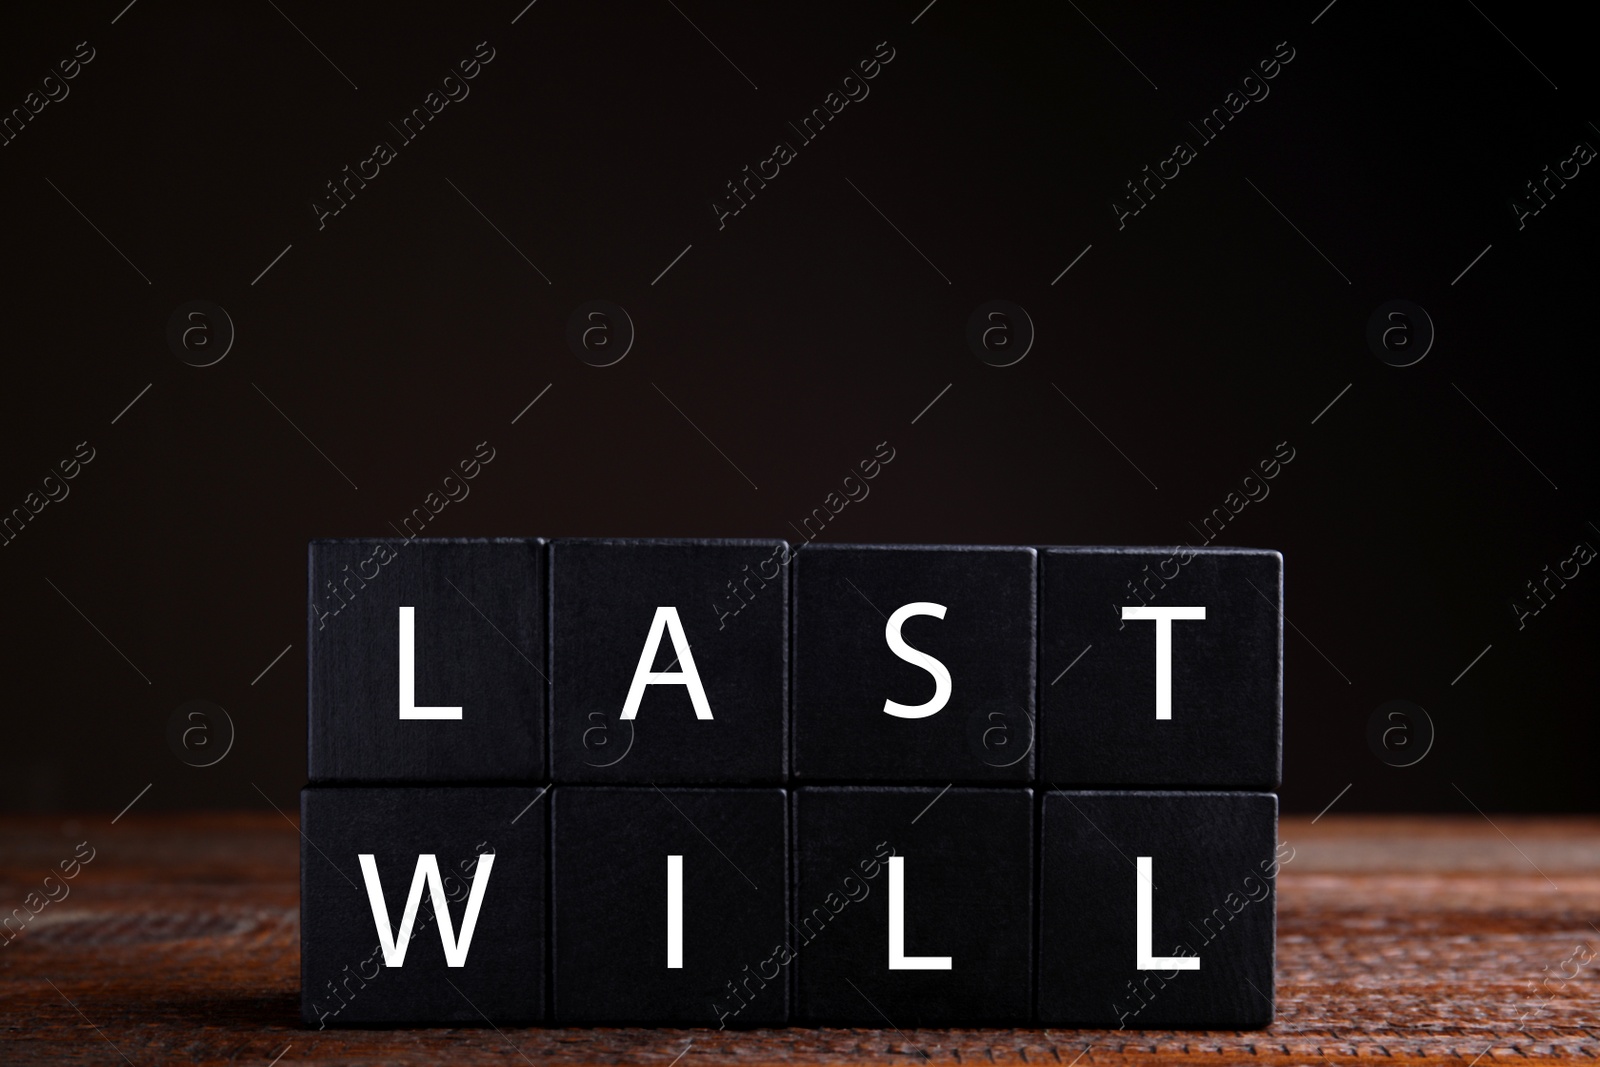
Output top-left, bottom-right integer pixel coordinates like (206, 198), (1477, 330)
(0, 0), (1593, 815)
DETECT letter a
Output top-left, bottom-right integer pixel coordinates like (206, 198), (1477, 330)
(620, 606), (713, 720)
(883, 602), (952, 718)
(399, 606), (462, 719)
(359, 852), (495, 967)
(1121, 606), (1205, 719)
(888, 856), (951, 969)
(1136, 856), (1199, 971)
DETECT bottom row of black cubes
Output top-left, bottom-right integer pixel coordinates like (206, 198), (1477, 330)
(302, 787), (1280, 1029)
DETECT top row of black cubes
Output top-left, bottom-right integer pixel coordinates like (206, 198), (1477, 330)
(308, 539), (1281, 787)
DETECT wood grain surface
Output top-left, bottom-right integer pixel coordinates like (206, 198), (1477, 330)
(2, 813), (1597, 1065)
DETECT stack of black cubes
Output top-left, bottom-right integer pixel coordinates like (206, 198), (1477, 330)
(302, 539), (1282, 1029)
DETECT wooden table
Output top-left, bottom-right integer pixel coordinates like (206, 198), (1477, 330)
(2, 813), (1596, 1065)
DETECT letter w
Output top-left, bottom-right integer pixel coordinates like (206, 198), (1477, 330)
(358, 853), (495, 967)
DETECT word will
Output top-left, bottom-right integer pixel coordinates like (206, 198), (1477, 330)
(2, 839), (96, 946)
(713, 41), (896, 230)
(1114, 41), (1296, 229)
(311, 440), (496, 631)
(313, 42), (497, 229)
(1, 41), (95, 148)
(1511, 536), (1595, 630)
(2, 441), (96, 548)
(1511, 140), (1596, 230)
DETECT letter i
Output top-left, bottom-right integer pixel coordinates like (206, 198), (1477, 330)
(667, 855), (683, 969)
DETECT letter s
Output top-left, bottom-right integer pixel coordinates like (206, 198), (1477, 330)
(883, 602), (951, 718)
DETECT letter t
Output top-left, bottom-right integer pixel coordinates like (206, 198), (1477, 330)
(1121, 606), (1205, 719)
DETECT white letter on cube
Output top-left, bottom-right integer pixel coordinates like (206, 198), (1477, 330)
(398, 606), (463, 720)
(1136, 856), (1200, 971)
(621, 607), (714, 720)
(1120, 606), (1205, 719)
(667, 854), (684, 969)
(359, 852), (495, 967)
(888, 856), (952, 970)
(883, 602), (952, 719)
